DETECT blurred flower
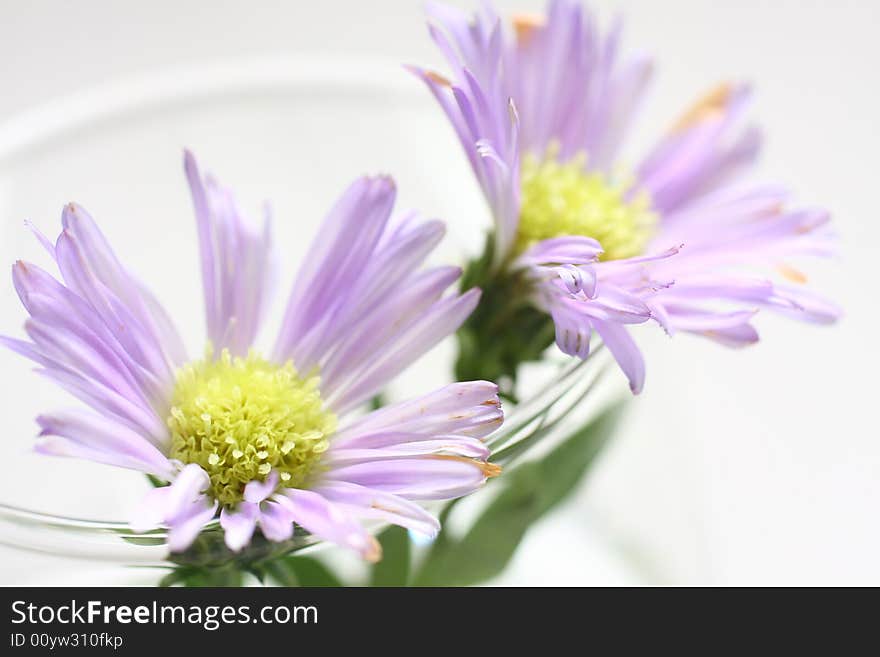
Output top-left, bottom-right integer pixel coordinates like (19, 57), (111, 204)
(412, 0), (839, 393)
(1, 151), (502, 559)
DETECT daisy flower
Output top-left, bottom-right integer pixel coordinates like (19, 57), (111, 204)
(1, 151), (502, 560)
(412, 0), (839, 393)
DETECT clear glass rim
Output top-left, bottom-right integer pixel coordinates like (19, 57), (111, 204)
(0, 53), (420, 166)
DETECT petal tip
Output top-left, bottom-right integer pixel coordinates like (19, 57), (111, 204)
(364, 536), (383, 563)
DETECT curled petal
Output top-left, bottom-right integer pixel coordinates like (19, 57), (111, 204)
(592, 318), (646, 394)
(220, 504), (259, 553)
(274, 489), (381, 562)
(314, 481), (441, 538)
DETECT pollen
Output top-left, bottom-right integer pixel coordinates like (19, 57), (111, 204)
(517, 145), (657, 261)
(168, 348), (336, 508)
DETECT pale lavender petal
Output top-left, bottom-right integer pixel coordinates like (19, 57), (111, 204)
(408, 22), (521, 261)
(130, 464), (215, 551)
(129, 464), (210, 530)
(555, 264), (597, 298)
(664, 307), (760, 332)
(25, 317), (148, 409)
(24, 220), (56, 259)
(0, 334), (55, 369)
(34, 367), (167, 442)
(318, 266), (463, 396)
(274, 488), (381, 562)
(333, 381), (502, 444)
(637, 83), (760, 213)
(164, 464), (211, 515)
(533, 275), (651, 324)
(697, 323), (760, 348)
(184, 151), (272, 356)
(256, 500), (295, 542)
(263, 172), (478, 413)
(166, 500), (218, 553)
(549, 304), (593, 359)
(9, 261), (170, 437)
(220, 504), (259, 552)
(313, 481), (441, 538)
(326, 288), (482, 414)
(273, 176), (396, 367)
(348, 215), (446, 326)
(592, 318), (646, 394)
(516, 236), (603, 267)
(325, 436), (491, 466)
(243, 470), (279, 504)
(322, 457), (495, 501)
(58, 203), (186, 375)
(35, 410), (173, 477)
(671, 315), (761, 348)
(33, 435), (167, 476)
(129, 487), (175, 533)
(768, 285), (842, 325)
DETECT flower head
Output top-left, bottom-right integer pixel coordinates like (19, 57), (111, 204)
(413, 0), (839, 393)
(2, 151), (502, 558)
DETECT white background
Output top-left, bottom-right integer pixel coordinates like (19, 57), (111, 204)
(0, 0), (877, 585)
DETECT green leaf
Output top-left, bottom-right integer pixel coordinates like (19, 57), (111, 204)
(120, 534), (166, 547)
(158, 569), (186, 587)
(413, 404), (625, 586)
(266, 555), (343, 587)
(158, 565), (244, 587)
(368, 525), (411, 586)
(262, 559), (299, 586)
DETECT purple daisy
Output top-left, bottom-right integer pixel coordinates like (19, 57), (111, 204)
(1, 151), (502, 560)
(412, 0), (840, 393)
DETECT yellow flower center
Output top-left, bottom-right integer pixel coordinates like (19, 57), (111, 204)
(168, 349), (336, 508)
(517, 145), (657, 261)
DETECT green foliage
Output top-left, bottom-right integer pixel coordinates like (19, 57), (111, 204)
(412, 404), (624, 586)
(455, 233), (556, 402)
(156, 526), (317, 586)
(159, 564), (244, 587)
(263, 555), (343, 587)
(368, 525), (411, 586)
(146, 474), (169, 488)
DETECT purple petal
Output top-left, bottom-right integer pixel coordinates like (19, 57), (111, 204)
(592, 318), (646, 394)
(130, 464), (215, 552)
(243, 470), (279, 504)
(313, 481), (441, 538)
(166, 500), (218, 553)
(184, 151), (272, 356)
(34, 366), (167, 442)
(770, 284), (842, 325)
(256, 500), (295, 542)
(274, 488), (381, 562)
(318, 266), (463, 397)
(220, 504), (259, 552)
(273, 176), (396, 367)
(326, 288), (482, 414)
(326, 436), (491, 466)
(9, 261), (171, 435)
(637, 83), (760, 213)
(516, 236), (603, 267)
(35, 410), (173, 476)
(322, 457), (496, 501)
(58, 203), (186, 373)
(333, 381), (503, 444)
